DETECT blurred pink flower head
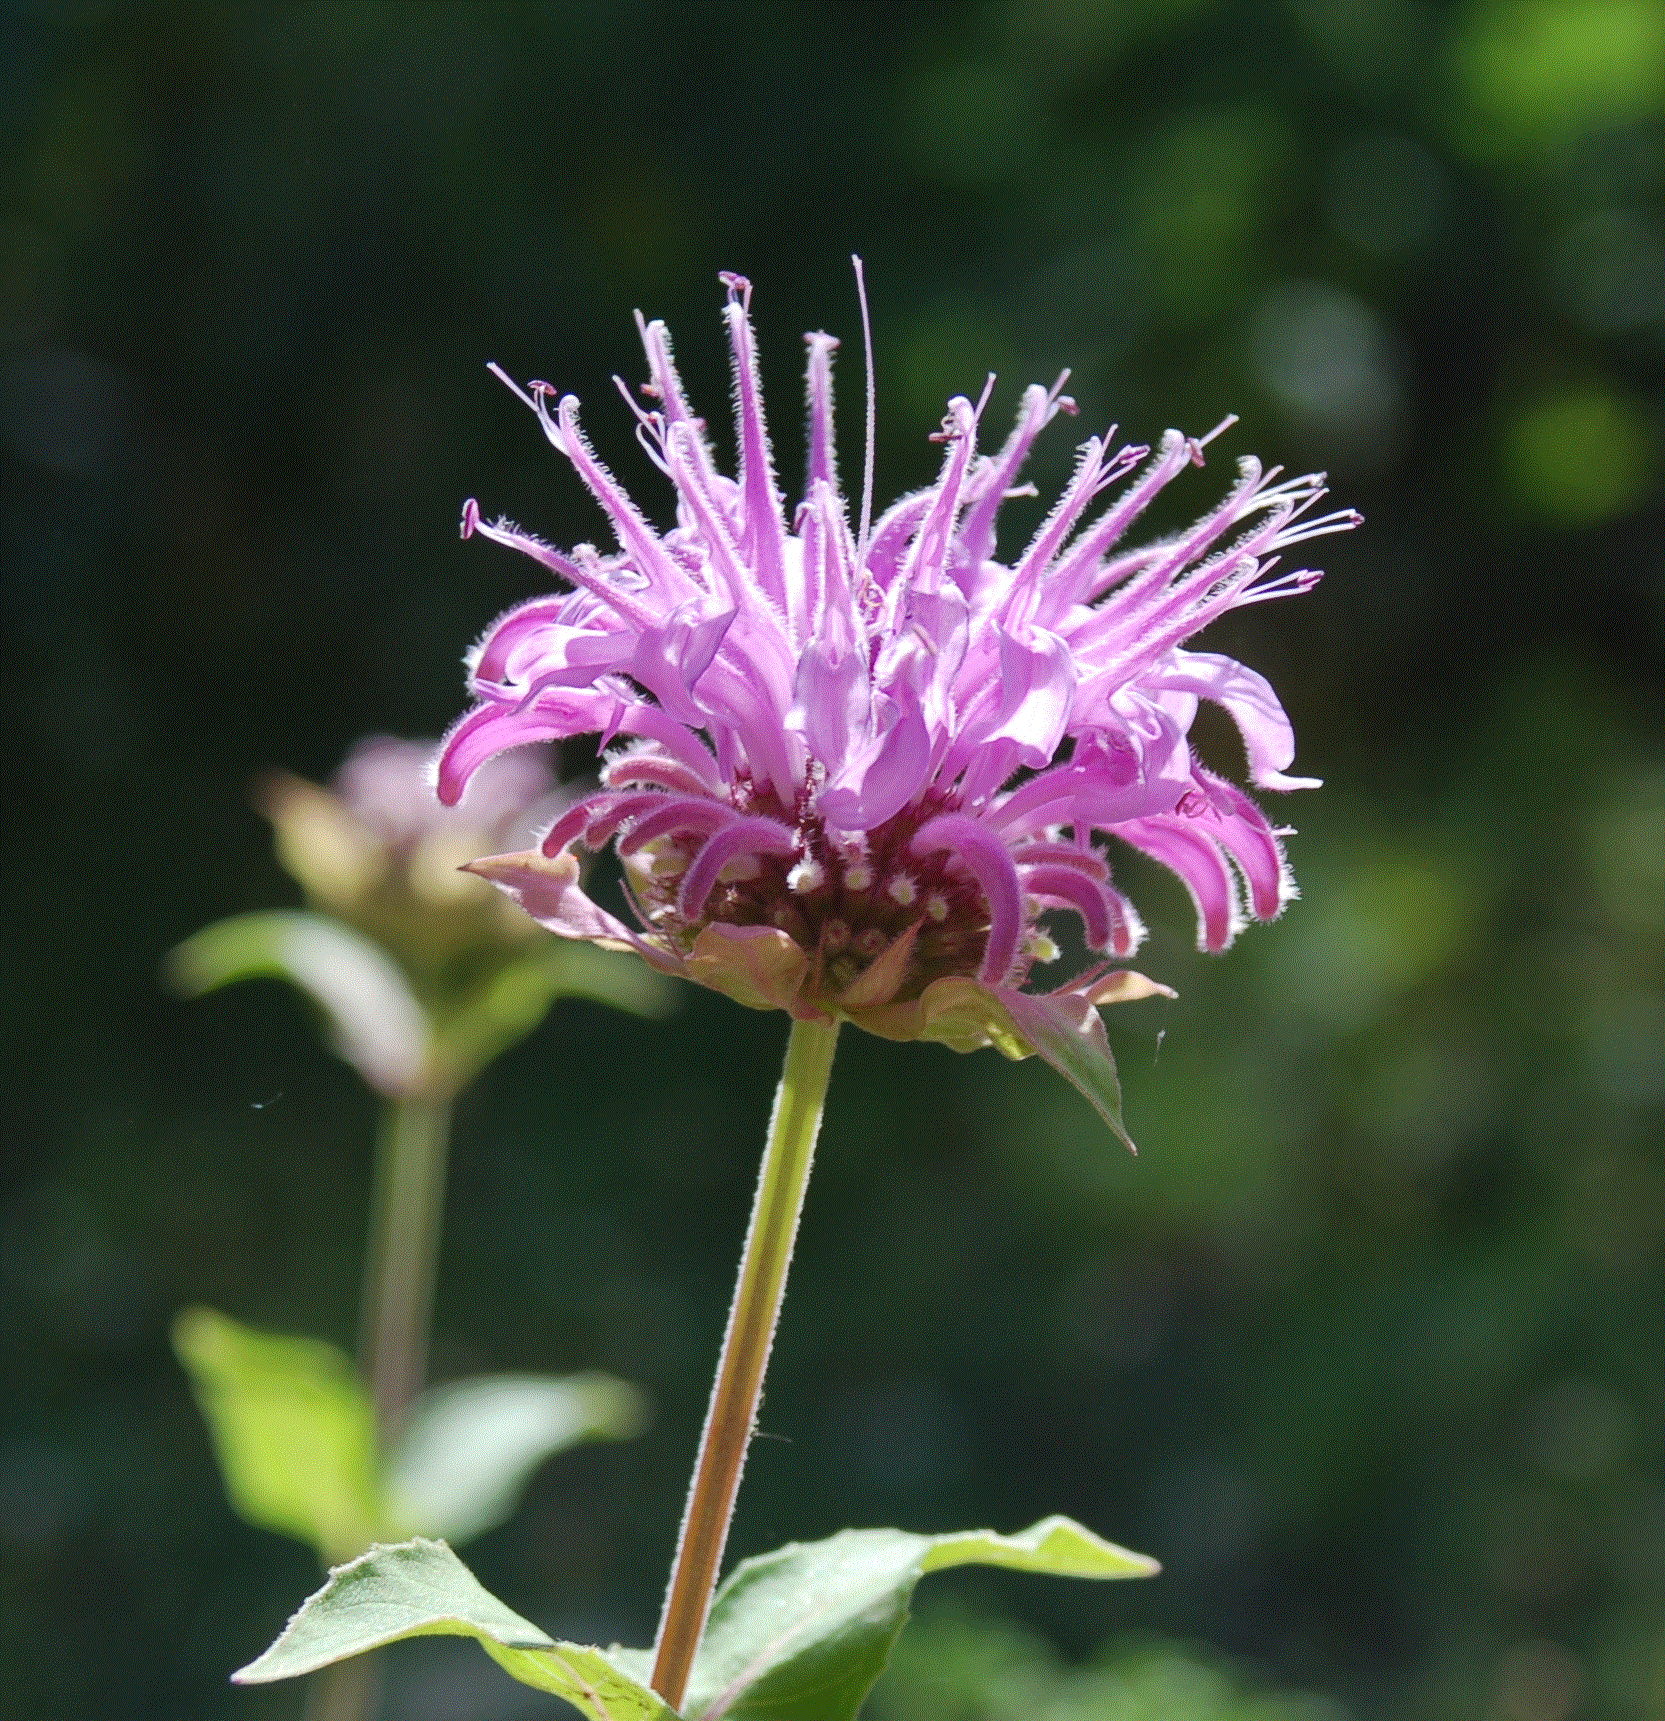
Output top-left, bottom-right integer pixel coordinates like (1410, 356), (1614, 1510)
(440, 275), (1357, 1080)
(259, 736), (559, 960)
(334, 735), (554, 853)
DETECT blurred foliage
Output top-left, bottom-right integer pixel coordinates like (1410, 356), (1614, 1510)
(174, 1307), (647, 1561)
(871, 1606), (1346, 1721)
(1, 3), (1659, 1720)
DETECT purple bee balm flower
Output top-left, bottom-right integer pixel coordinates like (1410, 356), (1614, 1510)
(440, 275), (1357, 1138)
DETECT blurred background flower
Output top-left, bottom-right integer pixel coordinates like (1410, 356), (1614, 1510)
(1, 3), (1658, 1719)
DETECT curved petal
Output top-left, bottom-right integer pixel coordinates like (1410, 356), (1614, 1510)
(911, 813), (1026, 984)
(677, 816), (800, 919)
(1115, 818), (1242, 952)
(819, 695), (934, 832)
(1151, 649), (1320, 791)
(463, 851), (648, 954)
(437, 691), (613, 807)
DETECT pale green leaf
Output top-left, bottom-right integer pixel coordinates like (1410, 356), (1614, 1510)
(233, 1538), (676, 1721)
(173, 1307), (383, 1564)
(480, 1642), (680, 1721)
(232, 1519), (1152, 1721)
(232, 1537), (553, 1681)
(166, 910), (431, 1097)
(387, 1372), (650, 1545)
(675, 1515), (1158, 1721)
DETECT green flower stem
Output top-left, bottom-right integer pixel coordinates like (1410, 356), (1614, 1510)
(361, 1090), (454, 1445)
(650, 1016), (841, 1707)
(307, 1092), (452, 1721)
(302, 1652), (382, 1721)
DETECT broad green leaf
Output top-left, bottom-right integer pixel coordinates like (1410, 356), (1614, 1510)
(233, 1520), (1153, 1721)
(166, 910), (431, 1097)
(233, 1538), (676, 1721)
(173, 1307), (382, 1564)
(233, 1537), (553, 1680)
(386, 1372), (650, 1545)
(669, 1515), (1158, 1721)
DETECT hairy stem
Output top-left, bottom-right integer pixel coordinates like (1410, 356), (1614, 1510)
(361, 1090), (453, 1446)
(650, 1017), (841, 1707)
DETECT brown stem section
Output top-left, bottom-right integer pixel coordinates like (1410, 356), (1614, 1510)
(649, 1017), (841, 1708)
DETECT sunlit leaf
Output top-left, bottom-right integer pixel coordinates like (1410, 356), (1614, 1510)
(233, 1538), (675, 1721)
(995, 988), (1137, 1151)
(386, 1372), (650, 1545)
(232, 1537), (551, 1678)
(165, 910), (431, 1097)
(665, 1515), (1158, 1721)
(173, 1307), (383, 1564)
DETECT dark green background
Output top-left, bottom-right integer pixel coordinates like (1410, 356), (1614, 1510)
(3, 2), (1660, 1717)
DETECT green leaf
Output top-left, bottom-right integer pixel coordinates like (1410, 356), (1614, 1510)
(995, 987), (1136, 1152)
(232, 1537), (553, 1679)
(173, 1307), (383, 1564)
(673, 1515), (1158, 1721)
(233, 1538), (676, 1721)
(233, 1519), (1152, 1721)
(429, 942), (677, 1093)
(386, 1372), (650, 1545)
(166, 910), (431, 1097)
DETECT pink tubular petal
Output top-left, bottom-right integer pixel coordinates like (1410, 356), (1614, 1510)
(603, 749), (722, 797)
(911, 813), (1026, 983)
(1117, 819), (1242, 952)
(465, 518), (663, 637)
(1021, 864), (1114, 949)
(981, 624), (1077, 766)
(1186, 770), (1290, 920)
(896, 396), (979, 597)
(804, 331), (841, 492)
(819, 696), (934, 831)
(615, 795), (738, 855)
(554, 395), (702, 606)
(677, 816), (799, 919)
(723, 278), (789, 609)
(956, 378), (1072, 568)
(1153, 649), (1319, 791)
(1011, 841), (1109, 879)
(539, 792), (619, 858)
(611, 704), (724, 790)
(437, 691), (612, 807)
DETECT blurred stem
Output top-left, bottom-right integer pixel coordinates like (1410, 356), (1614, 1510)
(303, 1655), (382, 1721)
(305, 1091), (451, 1721)
(650, 1016), (841, 1707)
(361, 1089), (453, 1447)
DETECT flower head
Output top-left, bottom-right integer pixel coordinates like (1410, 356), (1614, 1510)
(441, 276), (1357, 1136)
(261, 736), (557, 961)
